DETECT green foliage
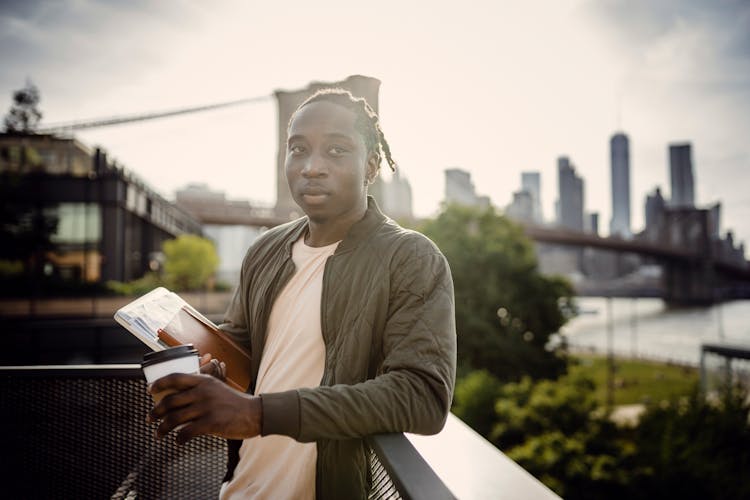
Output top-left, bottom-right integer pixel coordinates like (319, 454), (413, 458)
(0, 174), (59, 272)
(106, 272), (164, 296)
(493, 372), (636, 498)
(569, 355), (699, 406)
(162, 234), (219, 291)
(630, 385), (750, 500)
(492, 373), (598, 448)
(452, 370), (504, 437)
(0, 260), (23, 276)
(455, 365), (750, 499)
(106, 235), (219, 295)
(420, 203), (574, 381)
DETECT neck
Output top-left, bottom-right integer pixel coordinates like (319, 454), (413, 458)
(305, 200), (368, 247)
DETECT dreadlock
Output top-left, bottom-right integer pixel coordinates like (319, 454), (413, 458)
(292, 88), (398, 173)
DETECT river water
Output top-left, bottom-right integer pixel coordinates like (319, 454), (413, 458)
(561, 297), (750, 365)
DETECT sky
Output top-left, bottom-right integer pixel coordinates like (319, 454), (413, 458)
(1, 0), (749, 249)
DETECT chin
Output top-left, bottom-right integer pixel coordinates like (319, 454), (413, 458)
(295, 201), (328, 222)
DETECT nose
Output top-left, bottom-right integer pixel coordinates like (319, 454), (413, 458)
(301, 152), (327, 177)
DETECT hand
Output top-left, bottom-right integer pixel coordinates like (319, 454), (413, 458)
(199, 352), (227, 381)
(147, 372), (262, 444)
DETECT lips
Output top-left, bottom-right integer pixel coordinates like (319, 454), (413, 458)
(300, 185), (329, 196)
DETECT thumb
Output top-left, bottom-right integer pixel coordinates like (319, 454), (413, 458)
(199, 353), (212, 367)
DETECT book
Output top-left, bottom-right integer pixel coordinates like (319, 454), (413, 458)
(114, 286), (250, 391)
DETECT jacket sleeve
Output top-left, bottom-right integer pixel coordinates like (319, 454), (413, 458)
(261, 246), (457, 442)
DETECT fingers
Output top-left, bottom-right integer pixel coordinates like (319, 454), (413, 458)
(155, 405), (204, 440)
(199, 357), (227, 380)
(150, 385), (198, 421)
(175, 418), (211, 445)
(148, 389), (262, 443)
(200, 356), (216, 375)
(150, 372), (205, 394)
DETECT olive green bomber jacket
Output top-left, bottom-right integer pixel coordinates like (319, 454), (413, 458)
(219, 197), (457, 499)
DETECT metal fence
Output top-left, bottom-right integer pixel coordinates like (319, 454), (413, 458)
(700, 343), (750, 395)
(0, 366), (453, 499)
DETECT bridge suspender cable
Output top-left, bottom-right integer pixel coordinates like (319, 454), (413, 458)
(36, 94), (272, 134)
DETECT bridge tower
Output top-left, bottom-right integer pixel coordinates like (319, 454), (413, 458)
(660, 207), (718, 305)
(273, 75), (382, 219)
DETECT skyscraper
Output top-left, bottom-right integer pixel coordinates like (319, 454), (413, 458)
(644, 187), (666, 229)
(506, 190), (534, 222)
(669, 143), (695, 208)
(382, 169), (413, 220)
(586, 212), (599, 235)
(521, 171), (543, 223)
(643, 187), (666, 243)
(609, 132), (631, 237)
(444, 168), (478, 206)
(557, 157), (584, 232)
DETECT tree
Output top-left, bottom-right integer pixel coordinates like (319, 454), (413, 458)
(420, 204), (575, 381)
(452, 369), (504, 438)
(4, 80), (43, 133)
(0, 173), (59, 284)
(493, 373), (638, 499)
(162, 234), (219, 291)
(630, 386), (750, 499)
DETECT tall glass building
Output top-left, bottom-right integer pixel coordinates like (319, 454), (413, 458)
(669, 143), (695, 208)
(609, 132), (631, 237)
(557, 156), (584, 232)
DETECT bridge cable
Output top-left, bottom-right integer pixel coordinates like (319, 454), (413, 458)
(36, 94), (272, 134)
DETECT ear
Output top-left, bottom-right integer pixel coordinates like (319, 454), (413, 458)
(365, 152), (380, 184)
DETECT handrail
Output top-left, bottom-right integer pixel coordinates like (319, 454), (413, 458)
(367, 433), (456, 500)
(1, 365), (453, 499)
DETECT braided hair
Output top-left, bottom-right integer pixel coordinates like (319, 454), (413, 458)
(292, 88), (398, 173)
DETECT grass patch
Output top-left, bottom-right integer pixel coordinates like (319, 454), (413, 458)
(569, 354), (699, 406)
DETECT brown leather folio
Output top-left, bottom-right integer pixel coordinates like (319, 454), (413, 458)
(157, 306), (251, 392)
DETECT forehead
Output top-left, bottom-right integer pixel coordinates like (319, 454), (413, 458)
(288, 101), (360, 140)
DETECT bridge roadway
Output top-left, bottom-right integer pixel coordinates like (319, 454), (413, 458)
(521, 224), (750, 280)
(199, 211), (750, 303)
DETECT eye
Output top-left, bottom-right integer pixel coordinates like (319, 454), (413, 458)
(328, 145), (348, 156)
(289, 144), (306, 154)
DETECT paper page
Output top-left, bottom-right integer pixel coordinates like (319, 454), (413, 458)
(114, 287), (188, 350)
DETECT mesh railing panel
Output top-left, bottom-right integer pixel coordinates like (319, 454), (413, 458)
(1, 372), (226, 499)
(0, 369), (404, 499)
(369, 448), (402, 500)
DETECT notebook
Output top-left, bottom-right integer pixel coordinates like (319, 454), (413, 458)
(114, 287), (250, 391)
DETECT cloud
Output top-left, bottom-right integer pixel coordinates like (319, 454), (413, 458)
(0, 0), (202, 117)
(584, 0), (750, 87)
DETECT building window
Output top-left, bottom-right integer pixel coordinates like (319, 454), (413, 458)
(137, 191), (147, 216)
(126, 185), (137, 211)
(46, 203), (102, 244)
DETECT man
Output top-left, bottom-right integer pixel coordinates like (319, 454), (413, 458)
(148, 89), (456, 499)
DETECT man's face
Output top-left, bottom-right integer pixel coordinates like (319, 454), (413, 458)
(285, 101), (376, 223)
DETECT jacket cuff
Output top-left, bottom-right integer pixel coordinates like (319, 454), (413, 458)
(259, 390), (300, 439)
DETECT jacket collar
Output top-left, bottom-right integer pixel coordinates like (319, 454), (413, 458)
(336, 196), (388, 253)
(283, 196), (387, 256)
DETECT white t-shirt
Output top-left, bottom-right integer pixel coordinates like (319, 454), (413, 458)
(220, 236), (339, 500)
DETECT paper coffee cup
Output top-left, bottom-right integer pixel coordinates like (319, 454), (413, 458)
(142, 344), (200, 404)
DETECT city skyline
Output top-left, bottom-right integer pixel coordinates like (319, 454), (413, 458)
(1, 1), (748, 250)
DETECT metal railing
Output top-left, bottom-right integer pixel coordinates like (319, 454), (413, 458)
(700, 342), (750, 394)
(0, 365), (454, 499)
